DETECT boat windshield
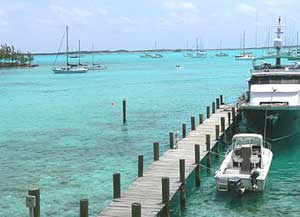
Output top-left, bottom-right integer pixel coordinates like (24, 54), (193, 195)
(232, 136), (262, 149)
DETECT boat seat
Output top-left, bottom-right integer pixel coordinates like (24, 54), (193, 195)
(232, 149), (243, 167)
(241, 146), (252, 173)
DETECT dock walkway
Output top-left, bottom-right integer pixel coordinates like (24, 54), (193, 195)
(99, 105), (234, 217)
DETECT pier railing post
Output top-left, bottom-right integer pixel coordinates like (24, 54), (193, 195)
(191, 116), (196, 131)
(199, 114), (203, 124)
(28, 188), (40, 217)
(179, 159), (186, 209)
(169, 132), (174, 149)
(221, 117), (226, 144)
(220, 95), (224, 105)
(80, 199), (88, 217)
(228, 112), (232, 138)
(215, 125), (220, 160)
(216, 98), (220, 109)
(153, 142), (159, 161)
(212, 102), (216, 114)
(232, 107), (236, 133)
(206, 106), (210, 119)
(122, 98), (126, 125)
(162, 177), (170, 217)
(206, 134), (211, 173)
(138, 155), (144, 177)
(113, 173), (121, 199)
(131, 202), (141, 217)
(194, 144), (201, 187)
(182, 124), (186, 138)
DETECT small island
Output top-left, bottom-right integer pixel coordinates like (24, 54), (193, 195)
(0, 44), (37, 68)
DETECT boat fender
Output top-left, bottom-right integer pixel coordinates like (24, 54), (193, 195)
(250, 170), (260, 189)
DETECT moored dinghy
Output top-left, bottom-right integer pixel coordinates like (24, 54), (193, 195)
(215, 133), (273, 194)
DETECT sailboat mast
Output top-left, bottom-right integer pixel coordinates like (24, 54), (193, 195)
(78, 40), (81, 65)
(92, 44), (94, 65)
(243, 31), (246, 54)
(267, 30), (270, 52)
(66, 25), (69, 67)
(297, 32), (299, 47)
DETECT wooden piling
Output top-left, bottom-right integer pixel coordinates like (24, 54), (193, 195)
(28, 188), (40, 217)
(153, 142), (159, 161)
(212, 102), (216, 114)
(228, 112), (232, 137)
(206, 134), (211, 173)
(216, 98), (220, 109)
(162, 177), (170, 217)
(220, 95), (224, 105)
(221, 117), (225, 132)
(131, 203), (141, 217)
(206, 106), (210, 119)
(194, 144), (200, 187)
(215, 125), (220, 160)
(179, 159), (186, 209)
(169, 132), (174, 149)
(199, 114), (203, 124)
(122, 98), (126, 125)
(191, 116), (196, 131)
(138, 155), (144, 177)
(113, 173), (121, 199)
(232, 107), (236, 133)
(182, 124), (186, 138)
(80, 199), (88, 217)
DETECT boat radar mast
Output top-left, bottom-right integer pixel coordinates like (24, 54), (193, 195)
(274, 16), (284, 66)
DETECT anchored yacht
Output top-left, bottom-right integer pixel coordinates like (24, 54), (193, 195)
(215, 134), (273, 194)
(239, 17), (300, 141)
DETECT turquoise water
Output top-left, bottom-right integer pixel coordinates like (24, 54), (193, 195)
(0, 51), (299, 216)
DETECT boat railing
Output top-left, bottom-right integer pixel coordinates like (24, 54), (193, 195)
(263, 140), (272, 150)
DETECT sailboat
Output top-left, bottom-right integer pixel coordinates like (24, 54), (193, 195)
(264, 30), (275, 57)
(191, 38), (207, 58)
(235, 31), (254, 60)
(88, 44), (106, 70)
(287, 32), (300, 60)
(183, 40), (193, 57)
(53, 26), (88, 74)
(216, 40), (228, 57)
(152, 41), (163, 58)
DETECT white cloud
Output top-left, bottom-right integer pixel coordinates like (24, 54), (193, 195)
(164, 0), (199, 14)
(236, 3), (256, 15)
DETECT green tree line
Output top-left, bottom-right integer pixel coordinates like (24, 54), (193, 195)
(0, 44), (34, 66)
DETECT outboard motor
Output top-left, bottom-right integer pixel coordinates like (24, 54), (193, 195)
(229, 177), (245, 195)
(250, 170), (260, 189)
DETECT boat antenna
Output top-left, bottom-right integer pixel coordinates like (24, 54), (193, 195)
(274, 16), (284, 67)
(78, 40), (81, 66)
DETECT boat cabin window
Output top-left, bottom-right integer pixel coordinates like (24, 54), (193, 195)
(250, 75), (300, 84)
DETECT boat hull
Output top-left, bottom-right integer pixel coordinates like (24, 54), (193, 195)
(53, 68), (88, 74)
(240, 105), (300, 141)
(216, 177), (266, 192)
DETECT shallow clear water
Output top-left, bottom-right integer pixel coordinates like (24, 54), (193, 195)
(0, 51), (299, 216)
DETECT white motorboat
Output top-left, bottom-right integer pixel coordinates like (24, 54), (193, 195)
(214, 133), (273, 194)
(235, 53), (254, 60)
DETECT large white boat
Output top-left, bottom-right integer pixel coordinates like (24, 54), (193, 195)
(52, 26), (88, 74)
(215, 134), (273, 194)
(239, 17), (300, 141)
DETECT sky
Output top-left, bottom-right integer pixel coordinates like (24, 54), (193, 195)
(1, 0), (300, 53)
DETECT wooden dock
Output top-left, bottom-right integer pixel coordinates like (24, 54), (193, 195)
(99, 104), (236, 217)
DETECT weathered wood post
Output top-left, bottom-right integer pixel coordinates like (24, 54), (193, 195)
(216, 98), (220, 109)
(113, 173), (121, 199)
(138, 155), (144, 177)
(122, 98), (126, 125)
(228, 112), (232, 138)
(220, 95), (224, 105)
(28, 188), (40, 217)
(206, 106), (210, 119)
(162, 177), (170, 217)
(153, 142), (159, 161)
(199, 114), (203, 124)
(182, 124), (186, 138)
(191, 116), (196, 131)
(215, 125), (220, 160)
(232, 107), (236, 133)
(179, 159), (186, 209)
(206, 134), (211, 173)
(194, 144), (201, 187)
(131, 202), (141, 217)
(221, 117), (226, 144)
(212, 102), (216, 114)
(80, 199), (88, 217)
(169, 132), (174, 149)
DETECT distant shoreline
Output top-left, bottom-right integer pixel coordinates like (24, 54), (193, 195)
(33, 45), (298, 55)
(0, 63), (38, 68)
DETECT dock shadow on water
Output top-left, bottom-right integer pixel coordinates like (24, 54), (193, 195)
(169, 135), (300, 217)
